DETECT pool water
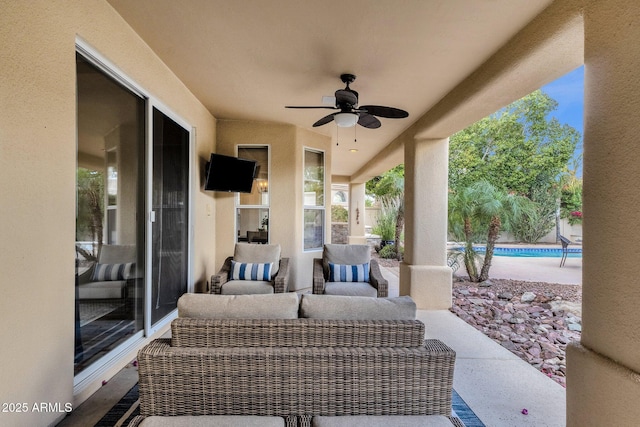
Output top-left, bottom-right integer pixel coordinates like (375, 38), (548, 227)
(472, 246), (582, 258)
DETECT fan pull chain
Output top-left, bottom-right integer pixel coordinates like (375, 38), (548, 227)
(336, 125), (339, 146)
(354, 124), (357, 143)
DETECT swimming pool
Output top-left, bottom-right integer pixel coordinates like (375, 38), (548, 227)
(471, 246), (582, 258)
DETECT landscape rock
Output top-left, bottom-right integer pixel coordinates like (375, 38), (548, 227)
(451, 278), (582, 388)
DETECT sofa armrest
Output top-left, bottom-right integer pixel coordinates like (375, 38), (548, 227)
(210, 256), (233, 294)
(312, 258), (325, 294)
(273, 258), (290, 293)
(369, 258), (389, 297)
(125, 415), (144, 427)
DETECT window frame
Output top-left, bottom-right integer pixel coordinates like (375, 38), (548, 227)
(303, 147), (326, 251)
(74, 38), (194, 392)
(235, 144), (270, 244)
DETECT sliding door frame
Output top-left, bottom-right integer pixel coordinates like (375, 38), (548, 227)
(74, 37), (194, 392)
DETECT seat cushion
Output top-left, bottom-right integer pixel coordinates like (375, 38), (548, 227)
(139, 415), (285, 427)
(312, 415), (454, 427)
(324, 282), (378, 297)
(177, 293), (299, 319)
(300, 294), (417, 320)
(322, 244), (371, 278)
(77, 280), (126, 299)
(221, 280), (274, 295)
(234, 243), (281, 275)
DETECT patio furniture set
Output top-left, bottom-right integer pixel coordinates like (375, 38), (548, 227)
(211, 243), (388, 297)
(112, 243), (457, 426)
(128, 293), (459, 426)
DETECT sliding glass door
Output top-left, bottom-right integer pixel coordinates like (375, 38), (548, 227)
(150, 108), (190, 325)
(75, 53), (146, 374)
(75, 49), (191, 378)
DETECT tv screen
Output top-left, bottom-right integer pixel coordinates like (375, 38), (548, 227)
(204, 153), (257, 193)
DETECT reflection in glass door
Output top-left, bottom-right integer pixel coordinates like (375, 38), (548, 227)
(75, 52), (145, 375)
(151, 108), (190, 325)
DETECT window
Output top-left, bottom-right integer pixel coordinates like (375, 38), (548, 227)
(333, 190), (347, 204)
(304, 149), (325, 250)
(236, 146), (269, 243)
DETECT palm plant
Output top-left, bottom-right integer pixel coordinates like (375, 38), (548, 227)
(448, 180), (534, 282)
(369, 165), (404, 260)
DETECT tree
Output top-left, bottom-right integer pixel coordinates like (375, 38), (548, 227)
(559, 158), (583, 226)
(76, 168), (104, 260)
(367, 165), (404, 260)
(448, 180), (535, 282)
(449, 90), (580, 242)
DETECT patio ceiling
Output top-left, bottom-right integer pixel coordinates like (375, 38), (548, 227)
(107, 0), (555, 178)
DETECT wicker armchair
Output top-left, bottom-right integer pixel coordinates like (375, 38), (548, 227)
(211, 243), (289, 294)
(313, 244), (388, 297)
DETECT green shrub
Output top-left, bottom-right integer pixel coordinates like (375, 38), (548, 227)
(331, 205), (348, 222)
(379, 244), (403, 259)
(372, 204), (397, 241)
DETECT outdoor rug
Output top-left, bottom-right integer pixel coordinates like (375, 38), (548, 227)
(97, 385), (485, 427)
(79, 301), (123, 326)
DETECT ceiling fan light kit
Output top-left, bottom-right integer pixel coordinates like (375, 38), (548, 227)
(334, 112), (358, 127)
(286, 74), (409, 129)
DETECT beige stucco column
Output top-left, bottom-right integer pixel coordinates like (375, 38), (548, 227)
(566, 1), (640, 425)
(399, 137), (452, 309)
(348, 182), (367, 244)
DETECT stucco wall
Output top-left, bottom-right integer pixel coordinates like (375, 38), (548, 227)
(566, 0), (640, 424)
(0, 1), (216, 425)
(215, 121), (330, 290)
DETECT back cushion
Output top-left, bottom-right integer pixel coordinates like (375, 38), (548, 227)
(234, 243), (281, 275)
(322, 244), (370, 278)
(99, 245), (136, 264)
(178, 293), (299, 319)
(300, 294), (416, 320)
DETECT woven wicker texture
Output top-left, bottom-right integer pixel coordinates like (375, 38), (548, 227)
(170, 318), (426, 348)
(211, 257), (290, 294)
(137, 338), (455, 418)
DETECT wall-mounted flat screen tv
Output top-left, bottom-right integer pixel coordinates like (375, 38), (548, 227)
(204, 153), (257, 193)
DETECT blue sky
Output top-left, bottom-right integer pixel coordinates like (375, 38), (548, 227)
(540, 65), (584, 176)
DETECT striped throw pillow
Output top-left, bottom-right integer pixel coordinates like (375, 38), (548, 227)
(92, 263), (134, 281)
(230, 261), (273, 281)
(328, 262), (370, 282)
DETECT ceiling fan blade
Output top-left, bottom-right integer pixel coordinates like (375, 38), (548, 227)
(286, 106), (338, 110)
(313, 112), (337, 127)
(357, 113), (381, 129)
(359, 105), (409, 119)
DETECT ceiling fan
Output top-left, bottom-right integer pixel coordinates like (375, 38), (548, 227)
(286, 74), (409, 129)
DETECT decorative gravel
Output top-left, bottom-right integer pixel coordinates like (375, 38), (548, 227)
(451, 277), (582, 387)
(373, 253), (582, 387)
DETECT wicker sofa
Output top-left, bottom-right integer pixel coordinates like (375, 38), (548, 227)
(128, 294), (459, 427)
